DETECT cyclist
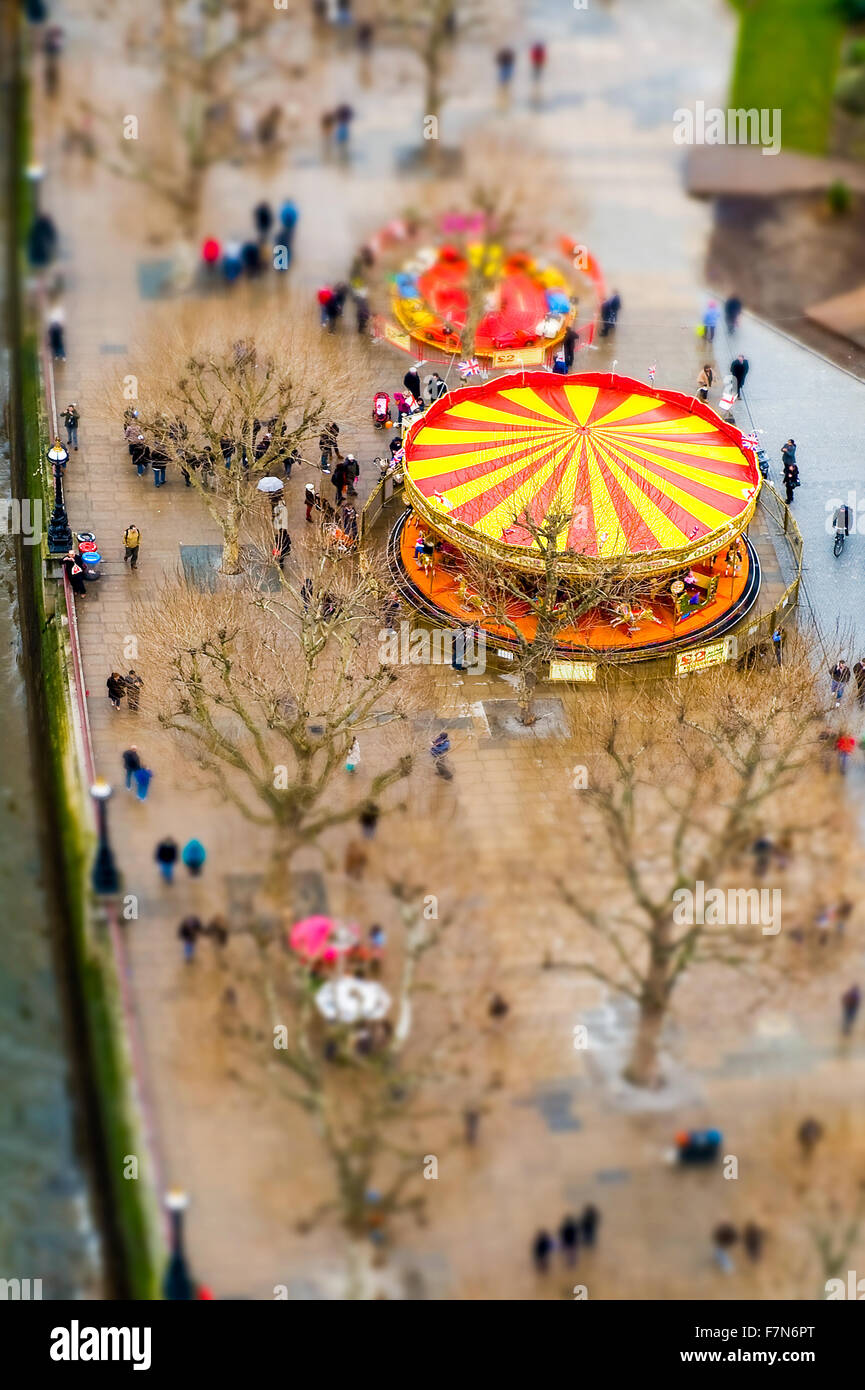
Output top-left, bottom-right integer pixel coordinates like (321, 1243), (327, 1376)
(833, 503), (852, 555)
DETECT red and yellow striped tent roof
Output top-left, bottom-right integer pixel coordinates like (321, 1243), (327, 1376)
(402, 372), (761, 576)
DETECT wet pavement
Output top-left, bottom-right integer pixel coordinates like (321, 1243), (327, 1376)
(21, 0), (865, 1299)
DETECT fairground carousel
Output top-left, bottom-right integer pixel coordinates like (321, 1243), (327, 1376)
(387, 372), (763, 668)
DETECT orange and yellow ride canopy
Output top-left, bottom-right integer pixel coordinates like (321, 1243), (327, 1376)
(402, 372), (761, 576)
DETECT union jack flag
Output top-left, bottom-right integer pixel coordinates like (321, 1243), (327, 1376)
(647, 363), (656, 384)
(458, 357), (482, 377)
(740, 432), (760, 452)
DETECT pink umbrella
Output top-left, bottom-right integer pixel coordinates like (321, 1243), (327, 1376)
(288, 916), (359, 963)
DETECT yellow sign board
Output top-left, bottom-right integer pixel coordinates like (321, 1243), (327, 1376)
(491, 347), (547, 369)
(675, 637), (737, 677)
(549, 660), (597, 682)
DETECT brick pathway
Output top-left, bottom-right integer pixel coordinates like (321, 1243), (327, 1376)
(30, 0), (865, 1300)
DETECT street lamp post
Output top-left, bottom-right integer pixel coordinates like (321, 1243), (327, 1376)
(90, 779), (120, 897)
(163, 1190), (196, 1300)
(46, 439), (73, 554)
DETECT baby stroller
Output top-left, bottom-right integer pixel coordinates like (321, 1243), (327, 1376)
(373, 391), (391, 429)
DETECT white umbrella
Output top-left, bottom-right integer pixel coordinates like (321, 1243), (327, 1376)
(316, 978), (391, 1025)
(256, 476), (284, 494)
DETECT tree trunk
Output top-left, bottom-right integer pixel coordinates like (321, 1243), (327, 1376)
(516, 666), (537, 726)
(624, 997), (667, 1088)
(221, 499), (242, 574)
(345, 1236), (379, 1301)
(624, 926), (671, 1087)
(424, 46), (441, 131)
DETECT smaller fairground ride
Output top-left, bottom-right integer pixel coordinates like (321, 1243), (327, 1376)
(364, 216), (605, 370)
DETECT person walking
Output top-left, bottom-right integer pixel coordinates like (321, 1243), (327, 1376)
(742, 1221), (765, 1262)
(107, 671), (126, 710)
(125, 668), (143, 711)
(559, 1214), (580, 1266)
(797, 1116), (823, 1159)
(43, 23), (63, 97)
(580, 1203), (600, 1248)
(123, 523), (140, 569)
(332, 459), (348, 504)
(780, 439), (796, 472)
(529, 40), (547, 85)
(253, 201), (273, 243)
(47, 305), (66, 361)
(724, 294), (742, 333)
(489, 992), (510, 1019)
(359, 801), (380, 839)
(404, 366), (422, 402)
(712, 1222), (738, 1273)
(781, 440), (798, 502)
(181, 838), (207, 877)
(752, 835), (773, 877)
(345, 738), (360, 773)
(426, 372), (447, 403)
(282, 446), (299, 481)
(354, 288), (370, 335)
(563, 324), (578, 372)
(430, 730), (452, 779)
(495, 47), (516, 91)
(836, 732), (856, 775)
(63, 402), (80, 450)
(853, 660), (865, 706)
(130, 437), (148, 476)
(304, 482), (317, 523)
(730, 353), (749, 396)
(133, 763), (153, 801)
(702, 299), (720, 343)
(841, 984), (861, 1035)
(62, 550), (87, 597)
(122, 745), (141, 789)
(344, 453), (360, 496)
(273, 528), (291, 569)
(782, 457), (799, 505)
(178, 915), (202, 964)
(830, 657), (851, 706)
(150, 447), (168, 487)
(341, 503), (358, 542)
(697, 364), (713, 402)
(463, 1106), (481, 1145)
(532, 1229), (554, 1275)
(319, 421), (340, 473)
(155, 837), (179, 884)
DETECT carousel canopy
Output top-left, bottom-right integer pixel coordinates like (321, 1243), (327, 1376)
(402, 372), (761, 577)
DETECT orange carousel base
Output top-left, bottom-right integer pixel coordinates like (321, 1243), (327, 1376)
(390, 512), (761, 659)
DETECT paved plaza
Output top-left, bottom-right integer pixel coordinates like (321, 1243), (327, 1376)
(29, 0), (865, 1298)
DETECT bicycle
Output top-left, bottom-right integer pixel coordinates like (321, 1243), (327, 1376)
(833, 506), (851, 557)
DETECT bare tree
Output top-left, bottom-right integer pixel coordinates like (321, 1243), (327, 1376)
(381, 0), (494, 152)
(458, 505), (646, 724)
(221, 817), (481, 1299)
(136, 539), (426, 909)
(549, 643), (856, 1087)
(102, 0), (309, 255)
(129, 312), (348, 573)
